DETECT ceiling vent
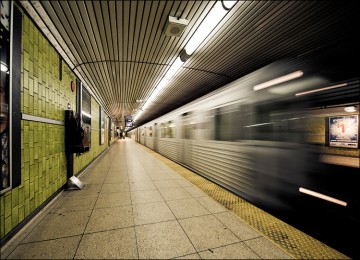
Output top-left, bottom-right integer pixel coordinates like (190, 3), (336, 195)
(164, 16), (189, 37)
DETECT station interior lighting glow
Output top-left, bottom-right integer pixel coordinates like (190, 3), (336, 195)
(133, 0), (237, 123)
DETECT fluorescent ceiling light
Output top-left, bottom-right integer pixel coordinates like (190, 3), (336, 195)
(299, 187), (347, 207)
(185, 1), (228, 55)
(133, 109), (143, 121)
(142, 89), (159, 110)
(222, 0), (237, 9)
(156, 77), (169, 92)
(165, 57), (184, 80)
(344, 106), (356, 112)
(295, 83), (347, 96)
(253, 70), (304, 91)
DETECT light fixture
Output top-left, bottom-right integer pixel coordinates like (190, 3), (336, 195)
(253, 70), (304, 91)
(134, 0), (236, 121)
(165, 57), (184, 80)
(344, 106), (356, 113)
(185, 1), (228, 56)
(138, 58), (183, 115)
(295, 83), (348, 96)
(299, 187), (347, 207)
(221, 0), (237, 10)
(133, 109), (143, 121)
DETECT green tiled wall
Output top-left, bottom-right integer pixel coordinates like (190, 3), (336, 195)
(1, 6), (109, 240)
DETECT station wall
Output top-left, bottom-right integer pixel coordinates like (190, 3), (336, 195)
(0, 4), (110, 240)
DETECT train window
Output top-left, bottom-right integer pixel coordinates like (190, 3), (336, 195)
(251, 101), (306, 142)
(160, 122), (175, 138)
(213, 104), (243, 141)
(165, 121), (175, 138)
(182, 112), (193, 139)
(160, 123), (165, 138)
(148, 126), (153, 137)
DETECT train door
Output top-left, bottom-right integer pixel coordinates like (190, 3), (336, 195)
(181, 112), (193, 167)
(154, 123), (158, 151)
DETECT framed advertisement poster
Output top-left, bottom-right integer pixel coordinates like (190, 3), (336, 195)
(1, 1), (21, 194)
(329, 115), (358, 148)
(100, 107), (105, 145)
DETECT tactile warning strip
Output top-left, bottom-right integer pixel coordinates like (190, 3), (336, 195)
(144, 147), (350, 259)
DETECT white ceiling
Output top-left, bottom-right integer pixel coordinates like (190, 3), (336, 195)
(20, 1), (360, 127)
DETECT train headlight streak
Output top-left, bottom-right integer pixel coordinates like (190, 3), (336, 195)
(295, 83), (347, 96)
(253, 70), (304, 91)
(299, 187), (347, 207)
(244, 122), (272, 128)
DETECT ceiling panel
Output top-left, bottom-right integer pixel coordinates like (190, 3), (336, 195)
(20, 0), (360, 127)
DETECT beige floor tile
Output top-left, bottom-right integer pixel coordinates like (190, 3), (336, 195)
(136, 220), (196, 259)
(81, 176), (106, 184)
(108, 167), (127, 172)
(128, 174), (152, 181)
(175, 178), (194, 188)
(131, 189), (164, 204)
(7, 236), (81, 259)
(179, 215), (240, 251)
(95, 191), (131, 208)
(244, 237), (293, 259)
(153, 179), (180, 189)
(104, 174), (129, 183)
(158, 187), (192, 201)
(101, 182), (129, 193)
(63, 184), (102, 197)
(198, 242), (260, 259)
(106, 170), (128, 177)
(50, 195), (97, 214)
(75, 227), (138, 259)
(167, 198), (210, 219)
(132, 201), (175, 225)
(85, 206), (134, 233)
(174, 253), (201, 259)
(184, 186), (208, 197)
(129, 180), (156, 191)
(214, 212), (262, 241)
(196, 196), (228, 213)
(23, 210), (91, 243)
(148, 171), (174, 180)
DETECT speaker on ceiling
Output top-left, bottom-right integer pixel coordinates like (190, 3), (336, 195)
(164, 16), (189, 37)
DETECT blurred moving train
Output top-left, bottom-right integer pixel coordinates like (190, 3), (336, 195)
(128, 58), (359, 258)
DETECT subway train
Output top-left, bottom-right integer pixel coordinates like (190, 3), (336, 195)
(129, 58), (360, 258)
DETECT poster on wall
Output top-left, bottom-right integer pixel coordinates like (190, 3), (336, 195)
(329, 115), (358, 148)
(100, 108), (105, 144)
(1, 0), (11, 193)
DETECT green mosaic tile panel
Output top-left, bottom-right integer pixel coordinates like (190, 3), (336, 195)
(1, 4), (110, 241)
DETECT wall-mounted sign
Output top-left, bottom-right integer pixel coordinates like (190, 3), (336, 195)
(71, 81), (76, 92)
(329, 115), (358, 148)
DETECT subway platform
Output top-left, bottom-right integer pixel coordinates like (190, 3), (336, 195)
(1, 139), (348, 259)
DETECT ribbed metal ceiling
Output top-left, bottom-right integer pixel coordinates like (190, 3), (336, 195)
(20, 0), (360, 127)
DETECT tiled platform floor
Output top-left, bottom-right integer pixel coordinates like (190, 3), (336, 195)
(1, 138), (292, 259)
